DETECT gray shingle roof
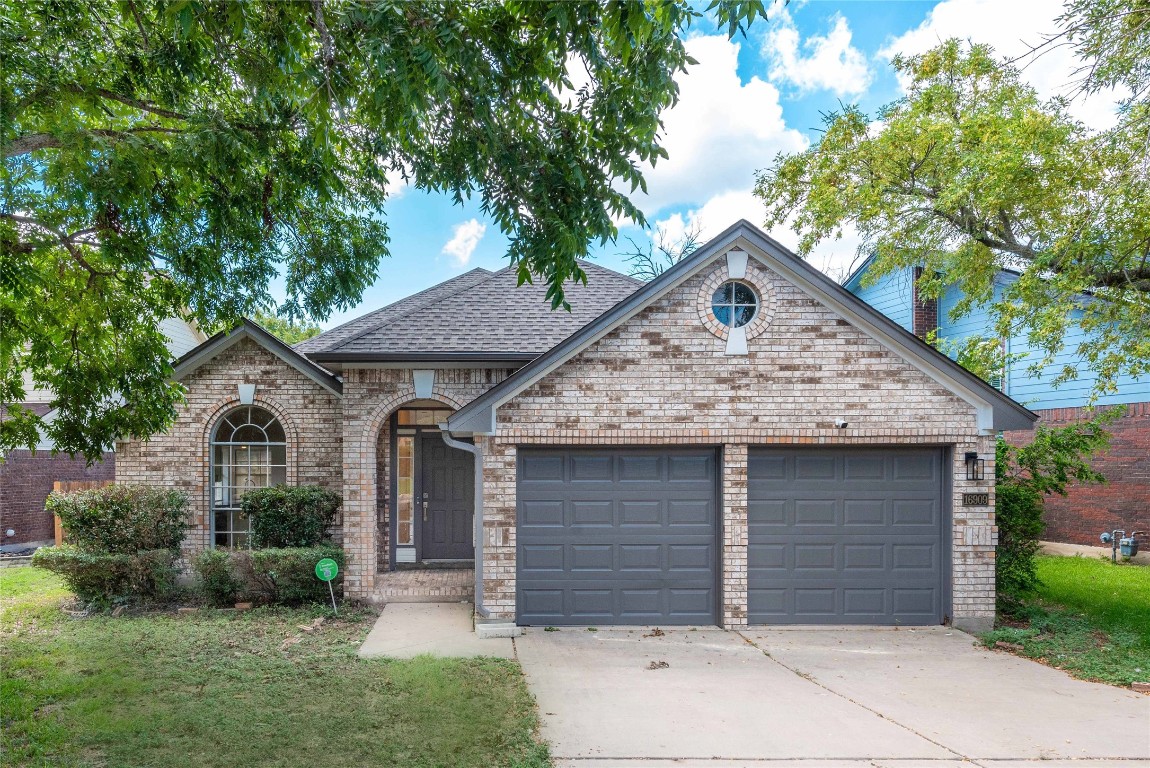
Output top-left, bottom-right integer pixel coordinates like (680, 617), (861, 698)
(295, 268), (495, 354)
(302, 261), (642, 361)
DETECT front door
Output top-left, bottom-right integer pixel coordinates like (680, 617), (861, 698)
(419, 432), (475, 560)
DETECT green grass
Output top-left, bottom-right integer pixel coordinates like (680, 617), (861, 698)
(984, 555), (1150, 687)
(0, 567), (549, 768)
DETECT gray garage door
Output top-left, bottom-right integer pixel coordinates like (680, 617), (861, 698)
(517, 448), (718, 626)
(748, 448), (946, 625)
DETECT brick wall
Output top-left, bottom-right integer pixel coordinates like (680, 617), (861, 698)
(911, 266), (938, 340)
(1003, 401), (1150, 545)
(339, 367), (510, 597)
(0, 450), (115, 546)
(485, 256), (996, 629)
(116, 337), (343, 557)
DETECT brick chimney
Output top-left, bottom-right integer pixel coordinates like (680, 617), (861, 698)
(912, 266), (938, 340)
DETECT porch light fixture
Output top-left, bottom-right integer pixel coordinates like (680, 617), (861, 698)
(964, 451), (986, 482)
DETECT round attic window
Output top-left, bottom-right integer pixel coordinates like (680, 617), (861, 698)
(711, 281), (759, 328)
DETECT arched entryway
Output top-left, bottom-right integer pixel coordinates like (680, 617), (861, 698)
(378, 400), (475, 570)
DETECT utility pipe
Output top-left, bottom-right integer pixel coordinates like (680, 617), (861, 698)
(439, 424), (489, 618)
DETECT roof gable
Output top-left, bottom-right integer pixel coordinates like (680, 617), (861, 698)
(448, 220), (1036, 434)
(173, 319), (342, 396)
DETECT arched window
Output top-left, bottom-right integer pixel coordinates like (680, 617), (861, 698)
(210, 406), (287, 548)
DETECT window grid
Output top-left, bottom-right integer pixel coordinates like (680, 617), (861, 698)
(210, 407), (287, 549)
(711, 280), (759, 328)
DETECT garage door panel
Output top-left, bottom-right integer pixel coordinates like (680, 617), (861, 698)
(518, 448), (718, 626)
(748, 448), (944, 626)
(520, 544), (565, 572)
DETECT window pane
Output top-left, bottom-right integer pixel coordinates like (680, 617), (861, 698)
(713, 305), (731, 326)
(232, 424), (265, 442)
(211, 405), (286, 548)
(733, 282), (757, 305)
(396, 436), (414, 545)
(711, 284), (732, 305)
(733, 304), (757, 327)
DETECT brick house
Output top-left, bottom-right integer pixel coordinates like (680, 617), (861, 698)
(845, 257), (1149, 546)
(117, 221), (1035, 632)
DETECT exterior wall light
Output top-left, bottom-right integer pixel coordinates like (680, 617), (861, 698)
(964, 451), (986, 481)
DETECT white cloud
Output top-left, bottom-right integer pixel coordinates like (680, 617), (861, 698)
(441, 218), (486, 266)
(879, 0), (1123, 130)
(653, 189), (864, 281)
(765, 10), (873, 97)
(626, 35), (808, 221)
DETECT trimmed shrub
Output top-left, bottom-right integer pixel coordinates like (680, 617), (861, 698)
(192, 549), (241, 607)
(46, 484), (189, 554)
(191, 546), (344, 606)
(33, 546), (179, 606)
(241, 486), (340, 548)
(246, 546), (345, 605)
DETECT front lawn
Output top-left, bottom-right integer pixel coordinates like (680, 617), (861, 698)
(0, 567), (549, 767)
(984, 555), (1150, 688)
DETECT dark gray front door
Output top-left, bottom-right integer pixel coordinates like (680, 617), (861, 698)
(748, 447), (946, 625)
(420, 433), (474, 560)
(516, 448), (718, 626)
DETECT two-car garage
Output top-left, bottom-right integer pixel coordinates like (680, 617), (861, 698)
(516, 446), (947, 627)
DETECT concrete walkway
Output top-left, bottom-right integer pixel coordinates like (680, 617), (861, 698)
(357, 603), (513, 659)
(514, 626), (1150, 767)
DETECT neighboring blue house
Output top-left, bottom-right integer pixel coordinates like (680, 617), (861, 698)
(844, 257), (1149, 545)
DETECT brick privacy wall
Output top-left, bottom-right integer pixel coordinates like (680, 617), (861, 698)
(339, 367), (510, 597)
(911, 266), (938, 340)
(116, 337), (343, 558)
(1003, 401), (1149, 545)
(484, 256), (997, 627)
(0, 450), (115, 546)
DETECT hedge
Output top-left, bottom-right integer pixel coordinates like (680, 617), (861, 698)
(46, 484), (189, 554)
(192, 545), (344, 606)
(240, 486), (340, 548)
(32, 546), (179, 606)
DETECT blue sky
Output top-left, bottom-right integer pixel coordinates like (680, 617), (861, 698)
(312, 0), (1113, 329)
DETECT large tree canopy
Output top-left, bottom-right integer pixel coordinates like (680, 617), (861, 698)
(756, 25), (1150, 399)
(2, 0), (767, 460)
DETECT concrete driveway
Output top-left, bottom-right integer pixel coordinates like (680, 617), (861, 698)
(514, 626), (1150, 768)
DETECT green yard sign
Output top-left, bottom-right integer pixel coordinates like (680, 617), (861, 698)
(315, 558), (339, 581)
(315, 558), (339, 613)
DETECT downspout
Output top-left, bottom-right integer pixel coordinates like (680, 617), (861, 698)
(439, 425), (489, 618)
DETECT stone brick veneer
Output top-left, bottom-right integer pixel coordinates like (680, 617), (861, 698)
(1004, 402), (1149, 546)
(116, 337), (343, 558)
(115, 253), (1001, 630)
(483, 257), (997, 630)
(338, 367), (510, 597)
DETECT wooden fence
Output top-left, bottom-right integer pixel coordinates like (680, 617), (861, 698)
(52, 480), (114, 546)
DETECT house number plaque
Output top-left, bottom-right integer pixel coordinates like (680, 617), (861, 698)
(962, 492), (990, 507)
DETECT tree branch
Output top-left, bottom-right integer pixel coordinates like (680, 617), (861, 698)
(4, 126), (186, 158)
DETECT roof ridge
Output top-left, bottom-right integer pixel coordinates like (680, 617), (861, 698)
(298, 268), (494, 353)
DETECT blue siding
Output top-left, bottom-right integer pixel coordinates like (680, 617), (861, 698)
(848, 264), (1149, 410)
(937, 282), (996, 347)
(847, 266), (915, 333)
(1006, 309), (1150, 409)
